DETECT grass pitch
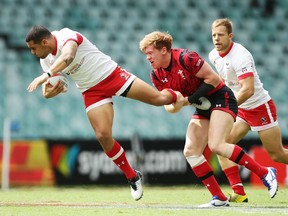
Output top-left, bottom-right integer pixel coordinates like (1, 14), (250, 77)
(0, 185), (287, 216)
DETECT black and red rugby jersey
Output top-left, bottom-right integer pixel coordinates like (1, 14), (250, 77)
(150, 48), (205, 97)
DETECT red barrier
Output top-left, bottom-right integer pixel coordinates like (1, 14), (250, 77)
(249, 146), (288, 186)
(0, 140), (54, 186)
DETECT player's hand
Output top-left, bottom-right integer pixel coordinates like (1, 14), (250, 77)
(42, 80), (64, 99)
(174, 91), (185, 108)
(27, 73), (49, 92)
(190, 97), (211, 110)
(164, 91), (185, 113)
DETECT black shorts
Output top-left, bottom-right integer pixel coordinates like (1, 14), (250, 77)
(194, 85), (238, 120)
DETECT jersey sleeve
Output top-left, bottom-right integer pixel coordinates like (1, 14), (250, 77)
(56, 28), (84, 50)
(233, 49), (255, 80)
(181, 50), (205, 75)
(208, 50), (216, 66)
(63, 32), (83, 46)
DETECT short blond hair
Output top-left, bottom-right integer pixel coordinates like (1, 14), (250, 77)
(212, 18), (233, 34)
(139, 31), (173, 53)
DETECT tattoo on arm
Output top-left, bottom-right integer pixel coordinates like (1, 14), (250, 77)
(63, 58), (69, 66)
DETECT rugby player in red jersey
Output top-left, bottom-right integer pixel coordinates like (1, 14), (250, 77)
(139, 31), (278, 207)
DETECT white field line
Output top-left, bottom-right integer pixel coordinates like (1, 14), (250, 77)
(0, 201), (288, 213)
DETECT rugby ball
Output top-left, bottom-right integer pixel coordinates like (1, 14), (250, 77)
(48, 73), (69, 93)
(191, 97), (211, 110)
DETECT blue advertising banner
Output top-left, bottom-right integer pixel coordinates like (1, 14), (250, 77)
(47, 139), (198, 185)
(47, 138), (268, 185)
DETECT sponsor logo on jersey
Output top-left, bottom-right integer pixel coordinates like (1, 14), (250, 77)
(178, 70), (186, 79)
(225, 61), (230, 69)
(67, 56), (85, 75)
(196, 59), (202, 67)
(162, 78), (168, 83)
(242, 67), (248, 73)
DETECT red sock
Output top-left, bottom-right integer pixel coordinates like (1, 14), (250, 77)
(192, 161), (227, 201)
(105, 140), (136, 179)
(229, 145), (268, 178)
(223, 166), (246, 195)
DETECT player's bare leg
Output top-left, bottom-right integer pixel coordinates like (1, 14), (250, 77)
(217, 120), (250, 202)
(259, 126), (288, 163)
(209, 110), (278, 199)
(87, 103), (143, 200)
(185, 118), (229, 207)
(126, 78), (184, 107)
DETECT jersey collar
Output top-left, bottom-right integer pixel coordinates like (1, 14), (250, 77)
(219, 42), (234, 58)
(52, 35), (58, 56)
(163, 51), (173, 71)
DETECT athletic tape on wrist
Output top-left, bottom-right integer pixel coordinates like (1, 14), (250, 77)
(165, 88), (177, 103)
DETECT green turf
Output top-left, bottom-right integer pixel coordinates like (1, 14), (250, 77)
(0, 185), (287, 216)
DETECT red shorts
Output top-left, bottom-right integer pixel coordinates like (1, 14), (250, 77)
(82, 66), (136, 112)
(237, 99), (278, 131)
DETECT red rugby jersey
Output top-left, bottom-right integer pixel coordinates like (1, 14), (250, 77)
(150, 48), (205, 97)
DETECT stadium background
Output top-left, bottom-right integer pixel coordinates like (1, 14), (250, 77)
(0, 0), (288, 186)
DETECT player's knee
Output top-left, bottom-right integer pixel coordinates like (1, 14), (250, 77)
(95, 130), (112, 144)
(183, 148), (189, 157)
(208, 142), (222, 155)
(268, 151), (285, 163)
(183, 147), (196, 158)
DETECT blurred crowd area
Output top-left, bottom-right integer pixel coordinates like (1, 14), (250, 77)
(0, 0), (287, 139)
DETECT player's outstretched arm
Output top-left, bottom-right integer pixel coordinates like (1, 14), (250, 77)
(27, 73), (50, 92)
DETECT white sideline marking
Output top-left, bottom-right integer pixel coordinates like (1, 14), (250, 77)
(0, 201), (288, 213)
